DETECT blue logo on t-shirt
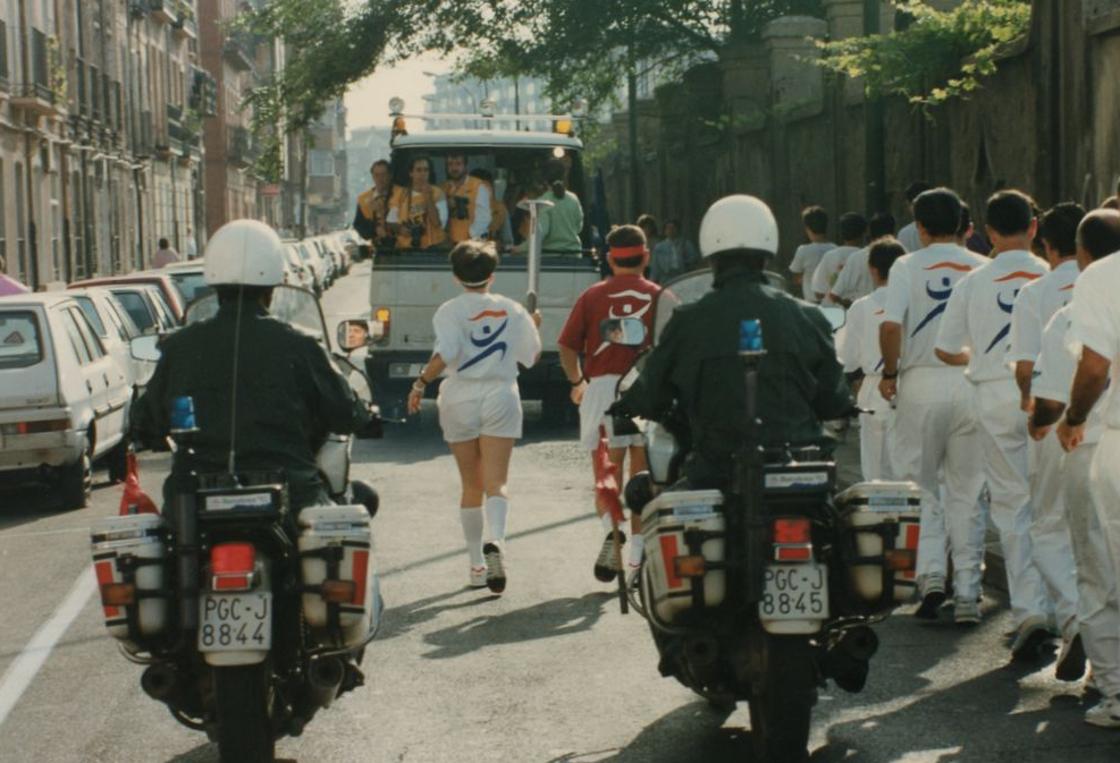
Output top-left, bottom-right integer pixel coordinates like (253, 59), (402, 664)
(459, 309), (509, 371)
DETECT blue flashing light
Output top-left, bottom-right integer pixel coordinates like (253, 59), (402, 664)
(170, 395), (198, 432)
(739, 319), (764, 353)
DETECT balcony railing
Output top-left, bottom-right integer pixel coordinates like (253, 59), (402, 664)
(148, 0), (179, 25)
(223, 35), (255, 72)
(171, 0), (197, 39)
(228, 126), (258, 167)
(11, 30), (57, 115)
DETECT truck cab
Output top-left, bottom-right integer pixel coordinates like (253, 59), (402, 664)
(364, 105), (602, 419)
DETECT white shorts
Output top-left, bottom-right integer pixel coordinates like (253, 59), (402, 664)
(579, 375), (644, 451)
(437, 377), (523, 444)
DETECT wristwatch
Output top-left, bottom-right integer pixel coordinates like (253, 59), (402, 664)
(1065, 409), (1088, 427)
(881, 370), (899, 380)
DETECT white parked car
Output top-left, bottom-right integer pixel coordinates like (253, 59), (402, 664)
(0, 293), (133, 508)
(69, 286), (157, 392)
(282, 244), (315, 291)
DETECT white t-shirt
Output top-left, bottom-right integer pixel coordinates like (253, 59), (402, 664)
(883, 243), (988, 371)
(811, 245), (859, 304)
(1070, 255), (1120, 428)
(830, 245), (874, 304)
(789, 241), (835, 302)
(897, 222), (922, 253)
(1007, 258), (1079, 365)
(935, 250), (1050, 383)
(1034, 305), (1106, 445)
(432, 292), (541, 382)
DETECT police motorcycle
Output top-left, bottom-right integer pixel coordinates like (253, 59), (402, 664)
(606, 271), (922, 762)
(89, 281), (385, 762)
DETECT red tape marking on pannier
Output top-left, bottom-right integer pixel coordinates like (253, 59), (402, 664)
(901, 522), (920, 581)
(94, 560), (120, 618)
(351, 550), (369, 606)
(659, 535), (682, 590)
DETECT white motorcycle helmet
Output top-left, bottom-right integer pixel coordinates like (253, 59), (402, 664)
(203, 219), (286, 287)
(698, 194), (779, 259)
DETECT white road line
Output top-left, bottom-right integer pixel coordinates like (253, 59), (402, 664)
(0, 568), (96, 727)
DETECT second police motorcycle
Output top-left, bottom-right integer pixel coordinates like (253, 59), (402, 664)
(604, 245), (922, 761)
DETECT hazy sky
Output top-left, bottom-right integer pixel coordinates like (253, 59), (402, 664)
(344, 52), (448, 132)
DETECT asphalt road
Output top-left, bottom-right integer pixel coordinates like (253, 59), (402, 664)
(0, 264), (1117, 762)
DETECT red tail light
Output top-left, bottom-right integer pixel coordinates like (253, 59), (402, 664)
(211, 542), (256, 591)
(772, 518), (811, 544)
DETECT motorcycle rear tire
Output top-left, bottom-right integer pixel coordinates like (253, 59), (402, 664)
(748, 635), (816, 763)
(214, 664), (275, 763)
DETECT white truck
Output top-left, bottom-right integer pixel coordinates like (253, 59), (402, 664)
(363, 103), (602, 421)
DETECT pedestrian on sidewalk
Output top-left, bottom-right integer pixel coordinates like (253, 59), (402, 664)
(153, 238), (181, 268)
(1006, 202), (1086, 678)
(558, 224), (660, 583)
(636, 214), (660, 254)
(829, 212), (896, 307)
(897, 181), (933, 252)
(184, 228), (199, 260)
(838, 237), (904, 480)
(649, 219), (699, 283)
(812, 213), (867, 304)
(789, 205), (834, 303)
(879, 187), (988, 624)
(1031, 210), (1120, 710)
(407, 241), (543, 594)
(935, 190), (1054, 655)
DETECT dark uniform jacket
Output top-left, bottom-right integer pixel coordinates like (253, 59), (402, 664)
(133, 298), (370, 509)
(353, 186), (392, 242)
(615, 266), (852, 487)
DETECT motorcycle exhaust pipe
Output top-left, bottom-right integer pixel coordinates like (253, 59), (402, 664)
(837, 625), (879, 662)
(141, 663), (179, 702)
(306, 657), (345, 709)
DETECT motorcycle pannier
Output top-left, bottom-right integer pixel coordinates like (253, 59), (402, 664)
(298, 505), (382, 648)
(836, 481), (922, 612)
(641, 490), (726, 625)
(90, 514), (169, 641)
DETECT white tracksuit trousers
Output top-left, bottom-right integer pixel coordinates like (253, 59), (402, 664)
(1029, 433), (1080, 638)
(975, 378), (1050, 626)
(857, 378), (894, 481)
(891, 367), (986, 601)
(1067, 442), (1120, 697)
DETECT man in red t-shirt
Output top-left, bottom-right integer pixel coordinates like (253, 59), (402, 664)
(558, 225), (661, 582)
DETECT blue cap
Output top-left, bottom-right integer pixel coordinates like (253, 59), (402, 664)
(169, 395), (198, 432)
(739, 319), (764, 353)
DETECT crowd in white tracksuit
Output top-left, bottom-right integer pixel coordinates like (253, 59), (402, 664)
(820, 187), (1120, 729)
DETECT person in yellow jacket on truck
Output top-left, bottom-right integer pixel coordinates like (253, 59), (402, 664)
(387, 156), (449, 250)
(353, 159), (395, 254)
(443, 153), (492, 245)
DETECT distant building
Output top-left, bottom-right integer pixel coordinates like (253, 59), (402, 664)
(423, 74), (554, 129)
(304, 99), (348, 233)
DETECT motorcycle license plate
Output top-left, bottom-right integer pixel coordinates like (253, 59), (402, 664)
(760, 564), (829, 620)
(198, 593), (272, 652)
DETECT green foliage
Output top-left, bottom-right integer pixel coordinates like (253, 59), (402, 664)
(815, 0), (1032, 107)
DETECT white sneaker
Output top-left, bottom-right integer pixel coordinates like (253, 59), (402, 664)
(469, 565), (488, 589)
(954, 599), (981, 625)
(1085, 696), (1120, 729)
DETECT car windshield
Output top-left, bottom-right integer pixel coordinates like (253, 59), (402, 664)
(185, 286), (327, 347)
(169, 271), (212, 305)
(0, 311), (45, 369)
(112, 290), (157, 333)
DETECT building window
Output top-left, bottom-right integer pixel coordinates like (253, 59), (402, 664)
(50, 168), (61, 281)
(14, 161), (26, 283)
(308, 149), (334, 177)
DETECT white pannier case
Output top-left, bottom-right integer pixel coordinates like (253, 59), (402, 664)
(90, 514), (169, 641)
(641, 490), (727, 625)
(298, 505), (382, 647)
(835, 481), (922, 610)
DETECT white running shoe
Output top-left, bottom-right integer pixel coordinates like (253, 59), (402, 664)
(483, 542), (506, 594)
(469, 565), (488, 589)
(954, 599), (981, 626)
(1085, 696), (1120, 729)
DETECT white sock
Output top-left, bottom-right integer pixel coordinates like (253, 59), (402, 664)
(627, 533), (645, 568)
(460, 508), (484, 567)
(600, 512), (615, 534)
(484, 495), (510, 545)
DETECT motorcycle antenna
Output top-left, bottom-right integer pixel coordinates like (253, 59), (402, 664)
(225, 282), (246, 479)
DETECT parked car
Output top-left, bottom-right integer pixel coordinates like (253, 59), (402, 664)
(282, 245), (315, 291)
(160, 262), (213, 308)
(323, 233), (351, 276)
(69, 286), (157, 392)
(285, 240), (327, 295)
(69, 272), (186, 323)
(0, 293), (133, 508)
(311, 239), (337, 287)
(338, 229), (364, 262)
(102, 283), (179, 336)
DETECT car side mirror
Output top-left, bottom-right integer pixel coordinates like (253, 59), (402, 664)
(819, 306), (846, 332)
(599, 317), (647, 347)
(130, 334), (161, 362)
(337, 319), (374, 352)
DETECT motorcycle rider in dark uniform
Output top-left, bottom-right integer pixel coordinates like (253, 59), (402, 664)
(132, 219), (372, 512)
(613, 194), (852, 489)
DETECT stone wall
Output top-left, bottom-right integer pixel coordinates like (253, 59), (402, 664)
(596, 0), (1120, 271)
